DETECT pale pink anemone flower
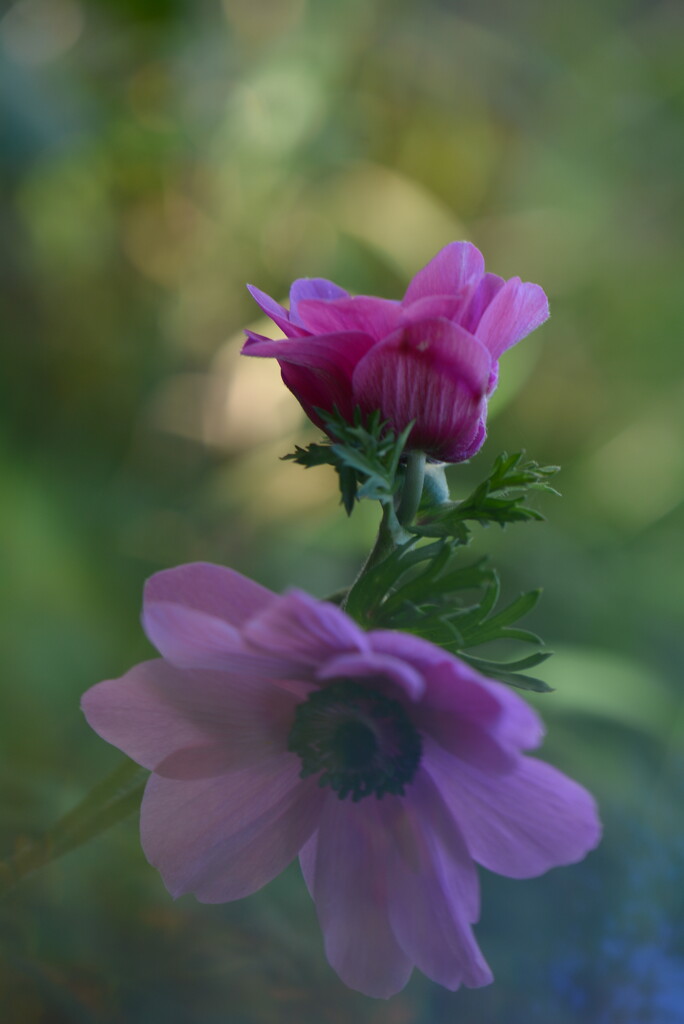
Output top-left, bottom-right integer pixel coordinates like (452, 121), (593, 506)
(242, 242), (549, 463)
(82, 563), (600, 999)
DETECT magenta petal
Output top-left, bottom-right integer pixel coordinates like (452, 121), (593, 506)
(461, 273), (506, 334)
(142, 600), (313, 679)
(141, 756), (324, 902)
(411, 773), (481, 924)
(81, 660), (297, 773)
(142, 603), (243, 669)
(306, 795), (413, 998)
(368, 630), (502, 723)
(154, 743), (260, 780)
(143, 571), (296, 674)
(401, 294), (470, 325)
(420, 664), (544, 752)
(352, 320), (491, 462)
(426, 741), (602, 879)
(244, 590), (369, 673)
(475, 277), (550, 359)
(487, 682), (545, 751)
(316, 651), (425, 701)
(242, 328), (281, 347)
(241, 330), (374, 374)
(145, 562), (275, 629)
(403, 242), (485, 305)
(278, 364), (349, 427)
(415, 710), (516, 773)
(296, 296), (400, 340)
(298, 829), (317, 897)
(241, 330), (376, 422)
(384, 776), (492, 990)
(246, 284), (308, 338)
(289, 278), (349, 324)
(455, 412), (488, 461)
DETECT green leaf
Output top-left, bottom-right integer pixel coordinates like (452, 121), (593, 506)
(455, 589), (542, 648)
(458, 651), (554, 692)
(413, 451), (560, 540)
(461, 650), (553, 673)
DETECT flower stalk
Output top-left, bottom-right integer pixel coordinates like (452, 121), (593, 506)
(396, 450), (426, 527)
(0, 758), (147, 899)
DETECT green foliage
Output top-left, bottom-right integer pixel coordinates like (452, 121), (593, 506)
(283, 409), (413, 514)
(413, 452), (560, 543)
(345, 536), (552, 692)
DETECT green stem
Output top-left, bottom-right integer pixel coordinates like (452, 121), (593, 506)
(396, 451), (426, 527)
(342, 503), (398, 619)
(0, 758), (148, 899)
(344, 454), (427, 623)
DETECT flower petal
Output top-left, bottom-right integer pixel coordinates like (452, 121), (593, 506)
(403, 242), (485, 305)
(141, 755), (324, 902)
(145, 562), (275, 628)
(368, 631), (502, 723)
(242, 330), (374, 375)
(142, 598), (315, 679)
(246, 284), (308, 337)
(244, 590), (369, 673)
(142, 564), (281, 670)
(488, 682), (545, 751)
(142, 603), (244, 669)
(370, 631), (544, 751)
(298, 829), (317, 897)
(316, 651), (425, 701)
(242, 330), (376, 422)
(296, 296), (400, 340)
(458, 412), (488, 460)
(475, 277), (550, 359)
(426, 740), (602, 879)
(383, 774), (493, 990)
(81, 659), (297, 774)
(352, 320), (491, 462)
(461, 272), (506, 334)
(289, 277), (349, 323)
(304, 794), (413, 998)
(415, 710), (516, 773)
(401, 294), (470, 325)
(412, 773), (481, 924)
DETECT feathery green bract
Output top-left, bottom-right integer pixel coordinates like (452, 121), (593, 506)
(283, 408), (413, 514)
(288, 429), (556, 690)
(345, 536), (552, 692)
(413, 451), (560, 542)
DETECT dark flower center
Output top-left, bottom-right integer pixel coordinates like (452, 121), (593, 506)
(287, 679), (422, 802)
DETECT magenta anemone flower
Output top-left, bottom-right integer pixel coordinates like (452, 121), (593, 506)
(242, 242), (549, 462)
(82, 563), (599, 999)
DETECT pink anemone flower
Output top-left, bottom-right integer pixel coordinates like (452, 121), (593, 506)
(82, 562), (600, 999)
(242, 242), (549, 463)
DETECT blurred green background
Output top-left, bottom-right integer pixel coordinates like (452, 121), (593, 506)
(1, 0), (683, 1020)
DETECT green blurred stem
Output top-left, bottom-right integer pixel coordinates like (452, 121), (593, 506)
(0, 758), (148, 899)
(396, 451), (426, 527)
(342, 505), (393, 616)
(343, 502), (408, 622)
(344, 453), (426, 621)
